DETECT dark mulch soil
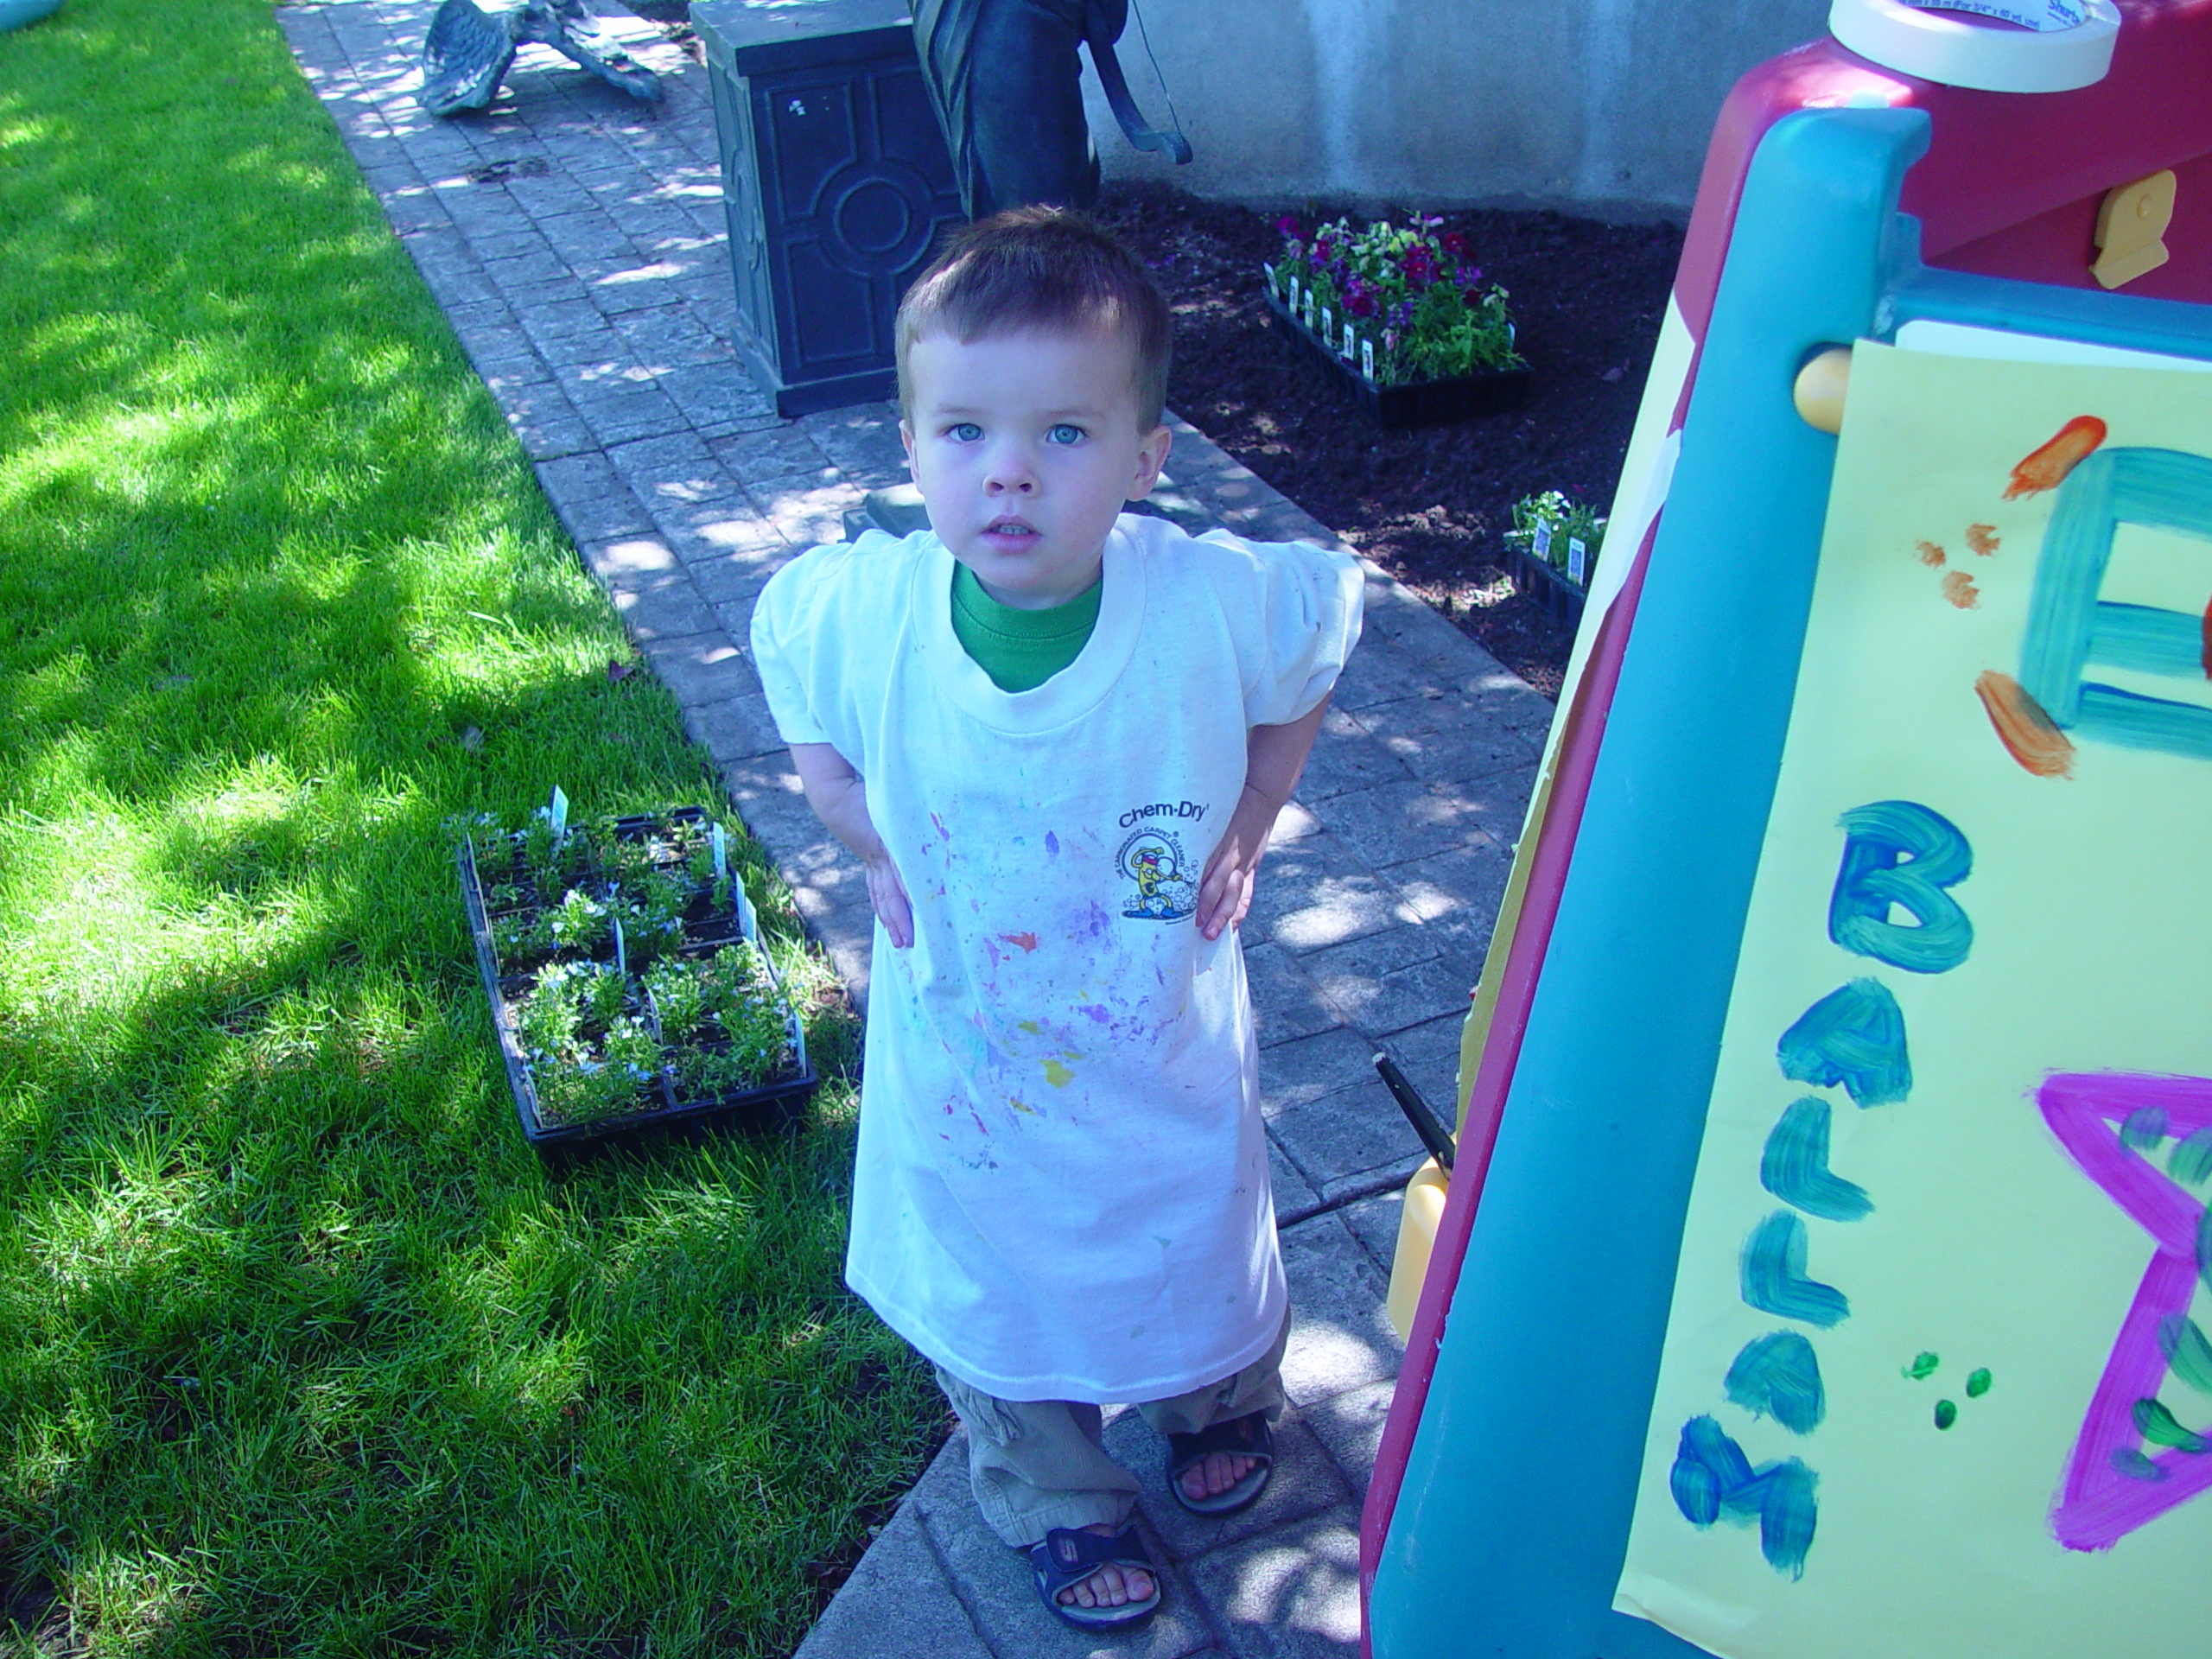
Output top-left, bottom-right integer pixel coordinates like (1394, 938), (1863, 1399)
(1094, 181), (1684, 699)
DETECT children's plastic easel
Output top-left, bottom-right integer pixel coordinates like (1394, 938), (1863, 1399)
(1363, 3), (2212, 1655)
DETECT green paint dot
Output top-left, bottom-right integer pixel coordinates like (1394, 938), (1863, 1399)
(1966, 1368), (1992, 1398)
(1904, 1351), (1941, 1381)
(1935, 1399), (1958, 1430)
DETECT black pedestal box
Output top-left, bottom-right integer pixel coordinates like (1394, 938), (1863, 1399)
(690, 0), (963, 417)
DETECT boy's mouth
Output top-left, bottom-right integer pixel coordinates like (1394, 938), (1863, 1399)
(983, 517), (1039, 543)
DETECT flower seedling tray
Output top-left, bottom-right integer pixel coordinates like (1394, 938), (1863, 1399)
(1262, 289), (1530, 430)
(461, 808), (817, 1164)
(1501, 540), (1586, 631)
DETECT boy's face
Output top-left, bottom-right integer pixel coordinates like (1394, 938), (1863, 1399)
(900, 324), (1172, 611)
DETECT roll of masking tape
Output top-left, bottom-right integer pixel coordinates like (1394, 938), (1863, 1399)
(1828, 0), (2120, 92)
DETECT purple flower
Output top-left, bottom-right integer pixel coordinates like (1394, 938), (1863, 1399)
(1345, 283), (1377, 320)
(1275, 213), (1301, 238)
(1402, 243), (1439, 289)
(1390, 300), (1414, 329)
(1440, 231), (1468, 258)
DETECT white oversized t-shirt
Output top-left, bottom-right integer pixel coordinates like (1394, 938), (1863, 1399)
(751, 513), (1363, 1402)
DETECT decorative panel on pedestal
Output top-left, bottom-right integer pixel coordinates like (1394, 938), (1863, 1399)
(692, 0), (963, 417)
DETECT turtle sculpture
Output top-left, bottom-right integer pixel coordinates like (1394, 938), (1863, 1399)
(418, 0), (662, 117)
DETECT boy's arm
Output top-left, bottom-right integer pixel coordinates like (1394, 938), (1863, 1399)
(787, 742), (915, 949)
(1194, 696), (1331, 943)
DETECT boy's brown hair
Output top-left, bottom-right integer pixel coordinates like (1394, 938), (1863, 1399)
(895, 206), (1173, 430)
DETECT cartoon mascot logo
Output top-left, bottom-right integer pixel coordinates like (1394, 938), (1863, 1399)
(1117, 829), (1198, 922)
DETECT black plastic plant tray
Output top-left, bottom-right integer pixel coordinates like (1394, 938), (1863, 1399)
(459, 813), (817, 1164)
(1501, 540), (1587, 631)
(1262, 289), (1530, 429)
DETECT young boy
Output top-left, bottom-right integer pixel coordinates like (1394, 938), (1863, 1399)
(750, 208), (1363, 1630)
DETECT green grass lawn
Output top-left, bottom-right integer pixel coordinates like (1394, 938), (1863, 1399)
(0, 1), (937, 1650)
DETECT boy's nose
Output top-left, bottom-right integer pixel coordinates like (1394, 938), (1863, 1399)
(983, 446), (1038, 494)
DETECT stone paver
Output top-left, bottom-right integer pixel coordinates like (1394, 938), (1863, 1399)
(279, 3), (1558, 1649)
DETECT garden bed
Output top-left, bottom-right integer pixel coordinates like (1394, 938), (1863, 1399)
(1096, 181), (1683, 699)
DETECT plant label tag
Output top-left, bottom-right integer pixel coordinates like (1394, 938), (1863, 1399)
(1567, 537), (1588, 584)
(549, 785), (569, 838)
(613, 914), (627, 977)
(1533, 520), (1554, 561)
(1343, 322), (1356, 359)
(1303, 291), (1316, 330)
(711, 822), (728, 881)
(1320, 305), (1333, 342)
(1287, 274), (1300, 311)
(1262, 260), (1275, 292)
(1362, 338), (1376, 381)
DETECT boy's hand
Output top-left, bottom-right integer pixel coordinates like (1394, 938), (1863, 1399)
(1196, 785), (1275, 942)
(787, 742), (915, 949)
(861, 848), (915, 950)
(1197, 698), (1332, 943)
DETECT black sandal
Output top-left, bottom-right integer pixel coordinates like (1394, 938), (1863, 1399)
(1028, 1524), (1161, 1630)
(1166, 1410), (1274, 1514)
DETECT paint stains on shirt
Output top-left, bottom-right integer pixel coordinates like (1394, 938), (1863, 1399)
(1965, 523), (1999, 556)
(1915, 539), (1947, 568)
(1000, 931), (1039, 952)
(1941, 569), (1979, 608)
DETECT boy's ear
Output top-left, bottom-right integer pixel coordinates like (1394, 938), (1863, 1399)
(1125, 423), (1173, 503)
(899, 419), (917, 480)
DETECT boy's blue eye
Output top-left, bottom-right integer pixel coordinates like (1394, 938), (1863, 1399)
(1046, 423), (1084, 446)
(948, 422), (982, 442)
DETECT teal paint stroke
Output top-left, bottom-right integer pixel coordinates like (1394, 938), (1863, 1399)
(2171, 1127), (2212, 1186)
(2161, 1316), (2212, 1395)
(1669, 1414), (1819, 1579)
(2020, 447), (2212, 762)
(2133, 1397), (2210, 1453)
(1726, 1332), (1826, 1433)
(2122, 1105), (2170, 1152)
(1827, 800), (1973, 973)
(2090, 602), (2205, 677)
(1777, 979), (1910, 1106)
(1741, 1211), (1850, 1327)
(1760, 1096), (1873, 1222)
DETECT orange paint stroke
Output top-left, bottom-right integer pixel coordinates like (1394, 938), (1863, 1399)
(2005, 416), (2107, 499)
(1966, 524), (2000, 557)
(1942, 570), (1979, 608)
(1916, 540), (1947, 568)
(1000, 931), (1039, 952)
(1976, 671), (2074, 778)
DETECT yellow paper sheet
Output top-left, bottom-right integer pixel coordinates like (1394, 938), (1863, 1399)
(1613, 341), (2212, 1659)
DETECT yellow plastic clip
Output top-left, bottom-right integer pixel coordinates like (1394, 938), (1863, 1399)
(2092, 170), (2177, 290)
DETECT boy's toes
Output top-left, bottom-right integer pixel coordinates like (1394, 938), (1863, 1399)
(1059, 1562), (1153, 1608)
(1178, 1449), (1256, 1500)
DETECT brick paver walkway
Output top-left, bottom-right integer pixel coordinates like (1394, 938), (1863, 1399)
(280, 4), (1556, 1650)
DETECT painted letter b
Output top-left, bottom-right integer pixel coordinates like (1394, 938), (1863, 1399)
(1828, 800), (1973, 974)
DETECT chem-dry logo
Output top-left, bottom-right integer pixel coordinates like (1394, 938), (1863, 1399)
(1117, 827), (1197, 922)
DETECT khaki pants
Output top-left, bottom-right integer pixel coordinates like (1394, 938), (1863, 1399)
(932, 1308), (1291, 1547)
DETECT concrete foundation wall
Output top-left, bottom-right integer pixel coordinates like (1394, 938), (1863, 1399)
(1080, 0), (1834, 219)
